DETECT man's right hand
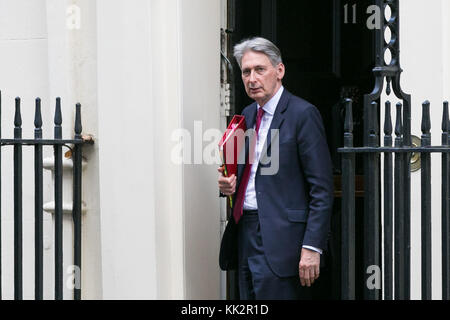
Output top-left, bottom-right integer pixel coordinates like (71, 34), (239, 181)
(218, 166), (236, 196)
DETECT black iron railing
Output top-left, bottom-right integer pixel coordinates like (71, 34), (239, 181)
(0, 91), (87, 300)
(339, 98), (449, 300)
(338, 0), (450, 300)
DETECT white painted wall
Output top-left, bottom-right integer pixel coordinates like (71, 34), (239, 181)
(444, 0), (450, 102)
(401, 0), (448, 300)
(380, 0), (449, 300)
(96, 0), (159, 299)
(179, 0), (221, 299)
(96, 0), (221, 299)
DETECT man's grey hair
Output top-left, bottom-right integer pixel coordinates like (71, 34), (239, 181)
(233, 37), (283, 69)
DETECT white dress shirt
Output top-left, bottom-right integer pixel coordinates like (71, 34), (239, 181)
(242, 86), (322, 254)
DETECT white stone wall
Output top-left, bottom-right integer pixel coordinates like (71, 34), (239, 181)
(96, 0), (221, 299)
(178, 0), (221, 299)
(380, 0), (450, 300)
(1, 0), (221, 299)
(401, 0), (448, 300)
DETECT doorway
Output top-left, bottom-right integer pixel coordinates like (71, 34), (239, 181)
(226, 0), (377, 299)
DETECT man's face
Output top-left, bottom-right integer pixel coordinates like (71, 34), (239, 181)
(240, 50), (285, 106)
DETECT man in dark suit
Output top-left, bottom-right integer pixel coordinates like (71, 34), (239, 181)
(218, 37), (333, 299)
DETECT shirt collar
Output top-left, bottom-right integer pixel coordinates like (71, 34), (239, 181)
(257, 86), (284, 116)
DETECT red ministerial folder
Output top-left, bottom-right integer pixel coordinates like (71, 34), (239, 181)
(218, 115), (247, 177)
(218, 115), (247, 207)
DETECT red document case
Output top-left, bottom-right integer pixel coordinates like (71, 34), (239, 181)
(218, 115), (246, 208)
(218, 115), (247, 178)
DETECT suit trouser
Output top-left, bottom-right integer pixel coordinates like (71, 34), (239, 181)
(237, 211), (312, 300)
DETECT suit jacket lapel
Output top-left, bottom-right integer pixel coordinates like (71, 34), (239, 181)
(260, 89), (290, 165)
(245, 103), (257, 133)
(237, 103), (257, 184)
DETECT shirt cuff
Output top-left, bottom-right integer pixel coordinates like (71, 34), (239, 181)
(302, 245), (323, 255)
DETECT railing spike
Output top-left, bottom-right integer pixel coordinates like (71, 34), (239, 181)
(421, 101), (431, 134)
(75, 103), (82, 138)
(54, 97), (62, 126)
(14, 97), (22, 128)
(344, 98), (353, 134)
(370, 101), (377, 134)
(376, 101), (380, 135)
(443, 101), (449, 133)
(369, 101), (378, 147)
(386, 77), (392, 95)
(54, 97), (62, 139)
(34, 98), (42, 129)
(384, 101), (393, 136)
(395, 102), (403, 137)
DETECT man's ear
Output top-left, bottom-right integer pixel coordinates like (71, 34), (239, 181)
(277, 63), (285, 80)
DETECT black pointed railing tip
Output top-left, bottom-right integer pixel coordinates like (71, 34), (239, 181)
(14, 97), (22, 127)
(384, 101), (393, 136)
(386, 77), (392, 95)
(443, 101), (449, 132)
(75, 103), (82, 136)
(54, 97), (62, 139)
(395, 102), (403, 137)
(344, 98), (353, 133)
(54, 97), (62, 125)
(422, 101), (431, 134)
(370, 101), (378, 134)
(368, 101), (378, 148)
(34, 98), (42, 129)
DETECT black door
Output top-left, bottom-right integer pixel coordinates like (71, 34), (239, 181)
(228, 0), (376, 299)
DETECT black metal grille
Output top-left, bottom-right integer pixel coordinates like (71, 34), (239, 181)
(338, 0), (450, 300)
(0, 91), (86, 300)
(339, 98), (449, 300)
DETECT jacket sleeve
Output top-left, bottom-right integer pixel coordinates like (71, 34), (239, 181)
(296, 105), (334, 251)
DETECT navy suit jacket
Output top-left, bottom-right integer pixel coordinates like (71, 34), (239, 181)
(234, 89), (334, 278)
